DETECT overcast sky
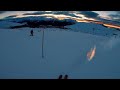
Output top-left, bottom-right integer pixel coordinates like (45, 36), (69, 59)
(0, 11), (119, 24)
(0, 11), (116, 18)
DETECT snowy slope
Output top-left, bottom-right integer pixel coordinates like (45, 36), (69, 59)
(0, 17), (119, 37)
(68, 22), (120, 37)
(0, 20), (120, 79)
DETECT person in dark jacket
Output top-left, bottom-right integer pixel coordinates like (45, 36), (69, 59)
(30, 30), (34, 36)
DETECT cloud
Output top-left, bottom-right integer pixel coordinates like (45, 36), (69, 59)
(23, 11), (82, 18)
(109, 15), (120, 19)
(108, 11), (120, 20)
(15, 11), (118, 25)
(0, 11), (6, 14)
(23, 11), (69, 15)
(3, 11), (119, 25)
(76, 11), (120, 25)
(22, 11), (100, 20)
(75, 11), (115, 23)
(4, 15), (17, 19)
(107, 12), (120, 25)
(23, 11), (52, 15)
(115, 11), (120, 14)
(110, 15), (120, 18)
(77, 11), (99, 18)
(52, 11), (81, 18)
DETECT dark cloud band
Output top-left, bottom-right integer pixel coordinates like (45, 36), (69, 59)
(0, 11), (6, 14)
(77, 11), (99, 18)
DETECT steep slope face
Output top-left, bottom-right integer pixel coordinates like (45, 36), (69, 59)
(68, 22), (120, 37)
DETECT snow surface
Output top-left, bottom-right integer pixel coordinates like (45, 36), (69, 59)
(0, 22), (120, 79)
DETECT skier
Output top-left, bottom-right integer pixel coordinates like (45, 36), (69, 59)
(30, 30), (34, 36)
